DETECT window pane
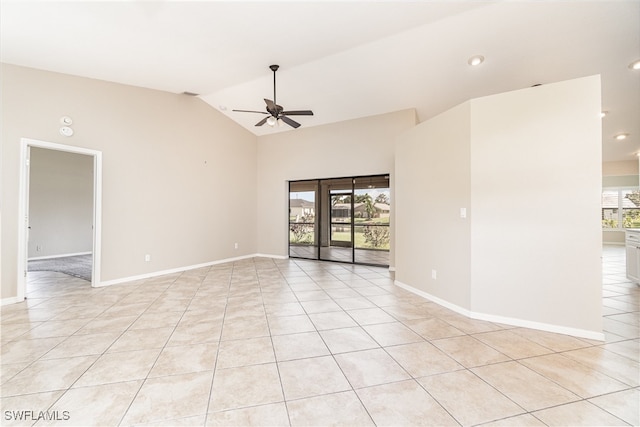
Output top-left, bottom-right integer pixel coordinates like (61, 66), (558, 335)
(353, 177), (390, 265)
(622, 189), (640, 228)
(289, 181), (318, 260)
(602, 191), (619, 228)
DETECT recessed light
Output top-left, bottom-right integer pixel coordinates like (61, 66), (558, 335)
(629, 59), (640, 70)
(600, 111), (608, 118)
(467, 55), (485, 66)
(615, 133), (629, 141)
(219, 105), (227, 111)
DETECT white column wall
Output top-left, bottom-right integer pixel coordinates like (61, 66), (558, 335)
(395, 75), (603, 338)
(470, 75), (602, 336)
(395, 102), (472, 309)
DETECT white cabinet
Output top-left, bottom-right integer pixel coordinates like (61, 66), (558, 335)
(625, 230), (640, 283)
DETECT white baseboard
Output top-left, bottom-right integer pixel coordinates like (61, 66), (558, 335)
(28, 251), (92, 261)
(97, 253), (286, 287)
(394, 280), (473, 317)
(1, 296), (24, 306)
(394, 280), (605, 341)
(469, 311), (605, 341)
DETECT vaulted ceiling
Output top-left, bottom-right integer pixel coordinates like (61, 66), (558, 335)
(2, 1), (638, 161)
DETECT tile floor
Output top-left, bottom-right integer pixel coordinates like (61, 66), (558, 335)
(1, 246), (638, 426)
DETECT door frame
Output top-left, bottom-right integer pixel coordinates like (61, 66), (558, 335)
(17, 138), (103, 300)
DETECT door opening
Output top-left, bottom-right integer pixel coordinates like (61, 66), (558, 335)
(17, 138), (102, 301)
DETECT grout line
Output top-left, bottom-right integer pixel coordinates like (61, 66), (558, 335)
(7, 248), (638, 426)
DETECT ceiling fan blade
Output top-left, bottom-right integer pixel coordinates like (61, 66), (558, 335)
(281, 110), (314, 116)
(264, 98), (277, 111)
(232, 109), (268, 114)
(255, 117), (268, 126)
(280, 115), (301, 129)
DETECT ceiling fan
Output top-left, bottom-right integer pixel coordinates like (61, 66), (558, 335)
(232, 65), (314, 129)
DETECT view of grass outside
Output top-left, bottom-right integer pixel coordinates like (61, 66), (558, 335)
(289, 217), (391, 249)
(331, 217), (390, 250)
(289, 220), (314, 244)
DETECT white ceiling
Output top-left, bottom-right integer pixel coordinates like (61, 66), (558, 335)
(2, 1), (639, 161)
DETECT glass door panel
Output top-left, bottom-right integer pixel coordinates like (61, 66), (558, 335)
(289, 180), (318, 259)
(354, 175), (390, 265)
(330, 193), (353, 247)
(320, 178), (354, 263)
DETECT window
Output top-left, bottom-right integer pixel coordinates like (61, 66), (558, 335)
(602, 189), (640, 229)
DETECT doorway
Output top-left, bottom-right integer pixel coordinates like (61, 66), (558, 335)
(17, 138), (102, 301)
(289, 174), (390, 267)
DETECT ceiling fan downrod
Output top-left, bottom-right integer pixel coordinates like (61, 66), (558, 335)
(270, 64), (279, 109)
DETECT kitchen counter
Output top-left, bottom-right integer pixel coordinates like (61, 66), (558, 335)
(625, 230), (640, 283)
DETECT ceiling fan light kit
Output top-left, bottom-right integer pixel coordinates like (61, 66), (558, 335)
(232, 64), (314, 129)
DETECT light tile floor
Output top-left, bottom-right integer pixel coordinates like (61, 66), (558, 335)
(1, 246), (638, 426)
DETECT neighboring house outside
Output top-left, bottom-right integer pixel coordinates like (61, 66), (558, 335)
(602, 192), (639, 227)
(290, 198), (315, 220)
(374, 202), (390, 218)
(332, 202), (390, 219)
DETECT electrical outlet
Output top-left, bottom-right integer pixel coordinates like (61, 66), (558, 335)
(36, 245), (42, 252)
(234, 242), (238, 249)
(145, 254), (151, 262)
(431, 269), (437, 280)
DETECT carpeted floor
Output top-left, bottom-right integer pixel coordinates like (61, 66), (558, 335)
(28, 254), (92, 281)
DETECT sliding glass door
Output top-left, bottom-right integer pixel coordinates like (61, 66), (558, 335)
(289, 174), (390, 267)
(353, 175), (390, 265)
(320, 178), (354, 263)
(289, 180), (318, 260)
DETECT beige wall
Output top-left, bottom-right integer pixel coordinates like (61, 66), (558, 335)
(395, 102), (472, 308)
(470, 76), (602, 334)
(28, 148), (94, 258)
(602, 160), (638, 177)
(255, 110), (417, 265)
(395, 76), (603, 337)
(602, 160), (638, 188)
(1, 64), (257, 298)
